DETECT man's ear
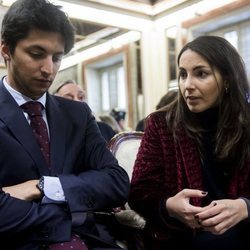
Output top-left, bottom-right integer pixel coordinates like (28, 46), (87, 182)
(1, 42), (10, 61)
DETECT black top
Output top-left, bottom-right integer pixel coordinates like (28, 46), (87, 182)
(196, 107), (230, 204)
(135, 118), (145, 132)
(159, 107), (250, 249)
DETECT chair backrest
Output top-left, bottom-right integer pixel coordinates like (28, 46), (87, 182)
(107, 131), (143, 181)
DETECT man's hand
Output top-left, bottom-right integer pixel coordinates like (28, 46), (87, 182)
(3, 180), (41, 201)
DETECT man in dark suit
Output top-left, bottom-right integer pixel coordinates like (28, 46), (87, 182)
(54, 80), (116, 142)
(0, 0), (129, 249)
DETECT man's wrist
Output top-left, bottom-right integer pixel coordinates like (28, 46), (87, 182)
(36, 177), (44, 196)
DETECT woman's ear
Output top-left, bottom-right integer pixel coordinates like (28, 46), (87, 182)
(1, 42), (10, 61)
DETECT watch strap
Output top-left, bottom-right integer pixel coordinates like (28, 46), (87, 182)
(36, 176), (44, 195)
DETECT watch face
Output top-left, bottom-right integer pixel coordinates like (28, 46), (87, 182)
(37, 177), (44, 193)
(40, 177), (44, 189)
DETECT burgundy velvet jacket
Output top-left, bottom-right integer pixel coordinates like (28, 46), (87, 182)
(129, 111), (250, 237)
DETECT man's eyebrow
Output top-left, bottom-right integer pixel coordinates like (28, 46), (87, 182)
(26, 45), (64, 55)
(26, 45), (46, 51)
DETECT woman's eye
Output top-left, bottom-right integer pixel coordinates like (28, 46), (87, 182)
(78, 95), (85, 101)
(197, 70), (208, 78)
(179, 71), (187, 79)
(64, 95), (73, 100)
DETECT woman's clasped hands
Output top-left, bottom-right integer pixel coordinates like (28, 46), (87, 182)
(166, 189), (248, 235)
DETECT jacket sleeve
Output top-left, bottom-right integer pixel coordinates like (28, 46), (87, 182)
(128, 112), (176, 225)
(0, 190), (71, 241)
(58, 104), (130, 213)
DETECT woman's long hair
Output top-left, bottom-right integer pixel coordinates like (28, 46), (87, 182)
(165, 35), (250, 168)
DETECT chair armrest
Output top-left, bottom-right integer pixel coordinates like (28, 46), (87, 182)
(114, 204), (146, 229)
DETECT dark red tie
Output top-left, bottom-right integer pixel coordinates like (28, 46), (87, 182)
(21, 101), (50, 166)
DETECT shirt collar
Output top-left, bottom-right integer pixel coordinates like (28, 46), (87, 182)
(3, 76), (47, 107)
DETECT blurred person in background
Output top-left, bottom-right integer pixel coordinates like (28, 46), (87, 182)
(110, 108), (129, 131)
(54, 79), (116, 142)
(135, 89), (178, 132)
(54, 79), (86, 101)
(99, 114), (123, 134)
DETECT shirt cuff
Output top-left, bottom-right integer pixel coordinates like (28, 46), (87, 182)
(43, 176), (66, 202)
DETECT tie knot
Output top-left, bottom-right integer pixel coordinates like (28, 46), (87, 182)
(21, 101), (44, 117)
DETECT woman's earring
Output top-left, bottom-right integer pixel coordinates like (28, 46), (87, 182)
(225, 87), (228, 94)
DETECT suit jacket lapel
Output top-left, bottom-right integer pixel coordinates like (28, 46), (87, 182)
(46, 95), (67, 175)
(0, 81), (50, 176)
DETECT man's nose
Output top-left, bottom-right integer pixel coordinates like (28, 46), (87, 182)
(40, 57), (53, 76)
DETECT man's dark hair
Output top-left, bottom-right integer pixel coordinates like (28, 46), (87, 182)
(1, 0), (75, 54)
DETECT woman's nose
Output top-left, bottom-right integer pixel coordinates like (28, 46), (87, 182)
(184, 75), (195, 89)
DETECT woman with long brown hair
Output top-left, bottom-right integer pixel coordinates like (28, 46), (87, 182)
(129, 36), (250, 249)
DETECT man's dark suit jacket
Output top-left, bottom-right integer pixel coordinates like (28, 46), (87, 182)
(0, 80), (129, 249)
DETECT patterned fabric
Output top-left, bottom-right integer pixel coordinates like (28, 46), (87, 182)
(49, 233), (89, 249)
(21, 101), (50, 166)
(129, 110), (250, 223)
